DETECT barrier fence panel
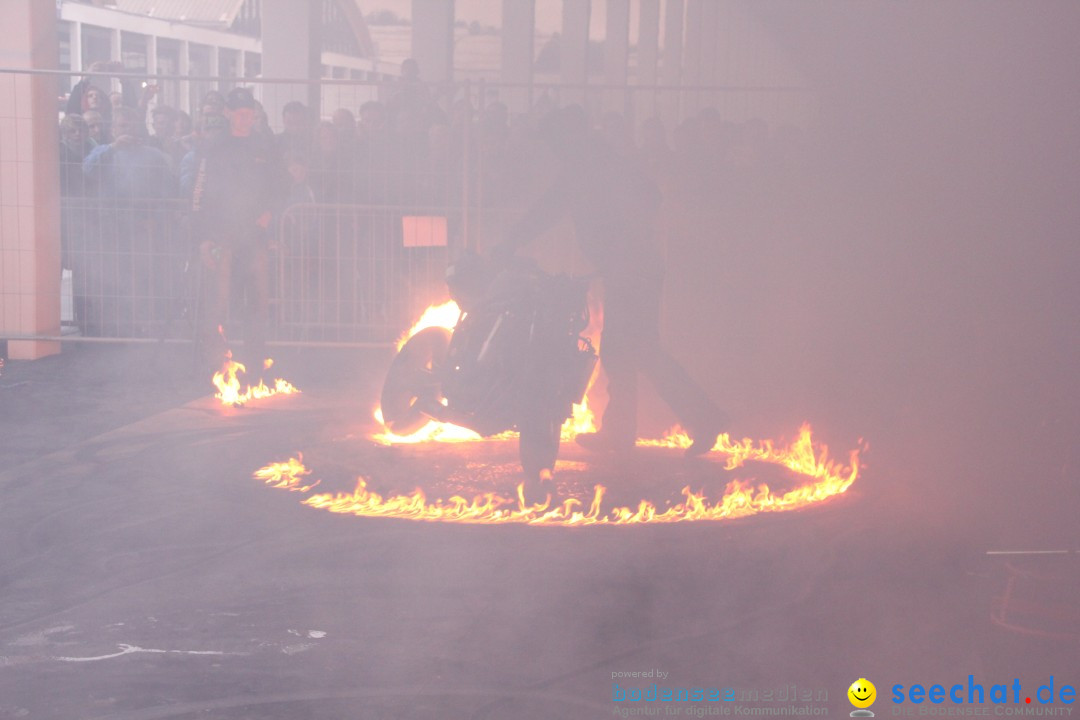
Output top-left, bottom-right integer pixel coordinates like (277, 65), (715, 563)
(61, 197), (193, 340)
(275, 204), (460, 342)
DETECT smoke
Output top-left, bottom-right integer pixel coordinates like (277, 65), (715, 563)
(655, 1), (1080, 538)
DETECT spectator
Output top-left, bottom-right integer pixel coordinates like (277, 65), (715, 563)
(332, 107), (358, 145)
(173, 110), (196, 160)
(82, 106), (174, 200)
(80, 106), (176, 336)
(276, 100), (312, 158)
(66, 60), (154, 130)
(180, 112), (229, 197)
(358, 100), (387, 140)
(148, 105), (185, 170)
(175, 110), (193, 139)
(387, 58), (431, 124)
(58, 114), (94, 197)
(637, 116), (673, 179)
(310, 120), (354, 203)
(201, 90), (226, 115)
(83, 110), (109, 145)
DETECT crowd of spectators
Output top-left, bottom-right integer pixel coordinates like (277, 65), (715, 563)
(56, 58), (810, 339)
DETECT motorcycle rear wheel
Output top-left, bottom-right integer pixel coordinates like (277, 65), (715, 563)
(379, 326), (452, 436)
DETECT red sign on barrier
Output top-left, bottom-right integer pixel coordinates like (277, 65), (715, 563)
(402, 216), (448, 247)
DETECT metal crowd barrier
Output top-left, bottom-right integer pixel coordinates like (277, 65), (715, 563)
(59, 198), (488, 345)
(273, 203), (460, 343)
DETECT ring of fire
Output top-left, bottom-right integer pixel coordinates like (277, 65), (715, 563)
(242, 301), (863, 526)
(252, 423), (861, 526)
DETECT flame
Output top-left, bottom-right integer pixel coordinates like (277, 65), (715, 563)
(212, 352), (300, 407)
(396, 300), (461, 351)
(253, 454), (320, 492)
(637, 424), (844, 477)
(561, 395), (599, 440)
(371, 398), (595, 445)
(378, 299), (599, 443)
(255, 424), (860, 525)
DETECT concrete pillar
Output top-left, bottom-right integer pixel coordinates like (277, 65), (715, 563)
(0, 0), (61, 359)
(262, 0), (321, 124)
(500, 0), (535, 115)
(661, 0), (684, 130)
(561, 0), (591, 107)
(411, 0), (455, 84)
(603, 0), (630, 115)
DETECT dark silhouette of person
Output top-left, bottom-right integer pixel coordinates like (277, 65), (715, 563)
(496, 106), (726, 456)
(189, 87), (287, 370)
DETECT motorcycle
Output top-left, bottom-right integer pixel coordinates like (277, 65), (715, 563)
(379, 254), (597, 481)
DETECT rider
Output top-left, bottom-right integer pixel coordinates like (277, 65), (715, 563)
(494, 105), (726, 457)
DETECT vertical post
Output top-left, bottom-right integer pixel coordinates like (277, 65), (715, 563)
(561, 0), (591, 108)
(636, 0), (660, 127)
(146, 35), (157, 77)
(0, 0), (62, 359)
(110, 27), (122, 95)
(500, 0), (535, 116)
(661, 0), (684, 130)
(411, 0), (455, 84)
(461, 79), (472, 252)
(699, 0), (719, 112)
(262, 0), (322, 125)
(110, 28), (121, 63)
(682, 0), (702, 117)
(69, 21), (82, 73)
(179, 40), (190, 115)
(603, 0), (630, 116)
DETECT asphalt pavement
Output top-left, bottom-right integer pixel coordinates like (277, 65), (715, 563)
(0, 342), (1076, 720)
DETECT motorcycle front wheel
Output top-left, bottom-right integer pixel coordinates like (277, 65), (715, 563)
(379, 326), (451, 436)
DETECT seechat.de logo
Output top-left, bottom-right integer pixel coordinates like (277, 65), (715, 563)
(849, 679), (877, 717)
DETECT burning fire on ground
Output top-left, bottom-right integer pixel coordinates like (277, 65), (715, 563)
(250, 301), (863, 526)
(255, 424), (859, 525)
(212, 352), (300, 407)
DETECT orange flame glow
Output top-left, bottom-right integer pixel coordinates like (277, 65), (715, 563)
(377, 300), (598, 443)
(253, 454), (320, 492)
(255, 425), (860, 525)
(396, 300), (461, 351)
(212, 352), (300, 407)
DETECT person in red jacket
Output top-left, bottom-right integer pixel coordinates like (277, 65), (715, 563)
(189, 87), (287, 371)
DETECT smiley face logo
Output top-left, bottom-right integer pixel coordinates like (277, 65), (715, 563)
(848, 679), (877, 709)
